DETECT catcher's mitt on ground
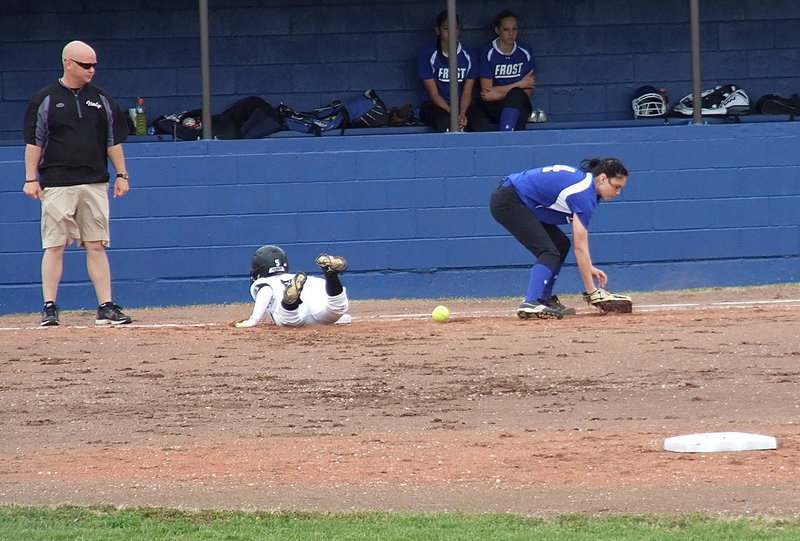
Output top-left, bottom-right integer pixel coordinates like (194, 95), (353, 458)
(583, 288), (633, 313)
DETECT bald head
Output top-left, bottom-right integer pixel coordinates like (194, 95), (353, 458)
(62, 40), (95, 60)
(61, 41), (97, 88)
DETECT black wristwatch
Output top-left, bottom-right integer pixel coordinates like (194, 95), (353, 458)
(116, 172), (129, 180)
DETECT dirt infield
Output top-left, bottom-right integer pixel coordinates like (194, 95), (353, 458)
(1, 284), (799, 516)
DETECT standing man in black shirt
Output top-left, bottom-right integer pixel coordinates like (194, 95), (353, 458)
(23, 40), (133, 326)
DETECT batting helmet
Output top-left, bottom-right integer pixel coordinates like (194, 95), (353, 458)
(251, 245), (289, 280)
(632, 86), (669, 118)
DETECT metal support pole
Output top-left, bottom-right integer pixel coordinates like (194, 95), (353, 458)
(446, 0), (459, 132)
(199, 0), (213, 139)
(690, 0), (702, 124)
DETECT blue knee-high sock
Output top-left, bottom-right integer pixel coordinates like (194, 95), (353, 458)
(499, 107), (520, 131)
(540, 264), (562, 300)
(525, 264), (554, 303)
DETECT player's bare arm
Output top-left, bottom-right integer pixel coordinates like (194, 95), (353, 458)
(459, 79), (476, 128)
(480, 71), (535, 101)
(573, 212), (632, 313)
(107, 144), (129, 198)
(571, 213), (607, 291)
(423, 79), (450, 113)
(23, 144), (43, 200)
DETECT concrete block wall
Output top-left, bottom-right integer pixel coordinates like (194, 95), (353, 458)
(1, 121), (798, 315)
(2, 0), (800, 139)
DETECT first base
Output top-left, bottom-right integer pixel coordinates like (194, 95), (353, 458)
(664, 431), (777, 453)
(335, 314), (352, 324)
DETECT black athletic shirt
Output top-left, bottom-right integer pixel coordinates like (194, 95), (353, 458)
(23, 80), (129, 188)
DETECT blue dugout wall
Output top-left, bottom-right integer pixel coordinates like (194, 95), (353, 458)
(2, 0), (800, 139)
(1, 120), (798, 315)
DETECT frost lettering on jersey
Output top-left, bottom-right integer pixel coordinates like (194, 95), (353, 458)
(437, 67), (467, 82)
(85, 100), (102, 109)
(494, 63), (524, 79)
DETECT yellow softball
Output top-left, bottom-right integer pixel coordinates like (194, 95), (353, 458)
(432, 305), (450, 322)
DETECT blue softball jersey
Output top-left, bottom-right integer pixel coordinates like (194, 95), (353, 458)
(478, 38), (536, 85)
(505, 165), (599, 226)
(417, 41), (478, 104)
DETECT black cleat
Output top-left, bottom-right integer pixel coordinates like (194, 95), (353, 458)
(541, 296), (576, 316)
(41, 302), (60, 326)
(315, 254), (348, 274)
(95, 302), (132, 325)
(283, 272), (307, 305)
(517, 301), (563, 320)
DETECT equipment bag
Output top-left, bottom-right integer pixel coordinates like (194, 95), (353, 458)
(152, 110), (204, 141)
(754, 93), (800, 119)
(673, 84), (750, 117)
(344, 89), (389, 128)
(279, 101), (350, 136)
(152, 96), (284, 141)
(213, 96), (285, 139)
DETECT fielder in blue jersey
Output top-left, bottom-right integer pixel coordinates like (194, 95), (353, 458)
(478, 10), (536, 131)
(489, 158), (629, 319)
(417, 10), (489, 132)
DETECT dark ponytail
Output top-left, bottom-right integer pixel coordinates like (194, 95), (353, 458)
(579, 157), (628, 179)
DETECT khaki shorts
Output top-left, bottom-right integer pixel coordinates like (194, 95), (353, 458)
(41, 183), (110, 249)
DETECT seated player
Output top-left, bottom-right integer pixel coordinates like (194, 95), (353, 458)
(417, 10), (488, 132)
(478, 9), (537, 131)
(235, 245), (350, 328)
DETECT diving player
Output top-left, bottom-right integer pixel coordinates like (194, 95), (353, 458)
(235, 246), (350, 327)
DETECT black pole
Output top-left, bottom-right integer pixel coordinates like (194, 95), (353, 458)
(447, 0), (459, 132)
(690, 0), (702, 124)
(199, 0), (213, 138)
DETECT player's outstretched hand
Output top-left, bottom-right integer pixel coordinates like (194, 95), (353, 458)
(234, 319), (257, 328)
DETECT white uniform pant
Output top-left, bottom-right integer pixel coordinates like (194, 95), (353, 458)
(274, 290), (349, 327)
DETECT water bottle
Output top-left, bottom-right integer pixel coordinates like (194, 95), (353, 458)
(134, 97), (148, 136)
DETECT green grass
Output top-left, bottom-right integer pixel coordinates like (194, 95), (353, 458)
(2, 506), (800, 540)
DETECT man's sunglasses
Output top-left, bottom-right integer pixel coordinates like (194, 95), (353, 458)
(70, 59), (98, 70)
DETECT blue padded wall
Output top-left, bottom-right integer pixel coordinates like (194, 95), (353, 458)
(1, 120), (798, 315)
(2, 0), (800, 139)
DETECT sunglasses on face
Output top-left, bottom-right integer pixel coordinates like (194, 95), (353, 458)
(70, 59), (98, 70)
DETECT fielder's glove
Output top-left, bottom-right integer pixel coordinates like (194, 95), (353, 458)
(583, 288), (633, 313)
